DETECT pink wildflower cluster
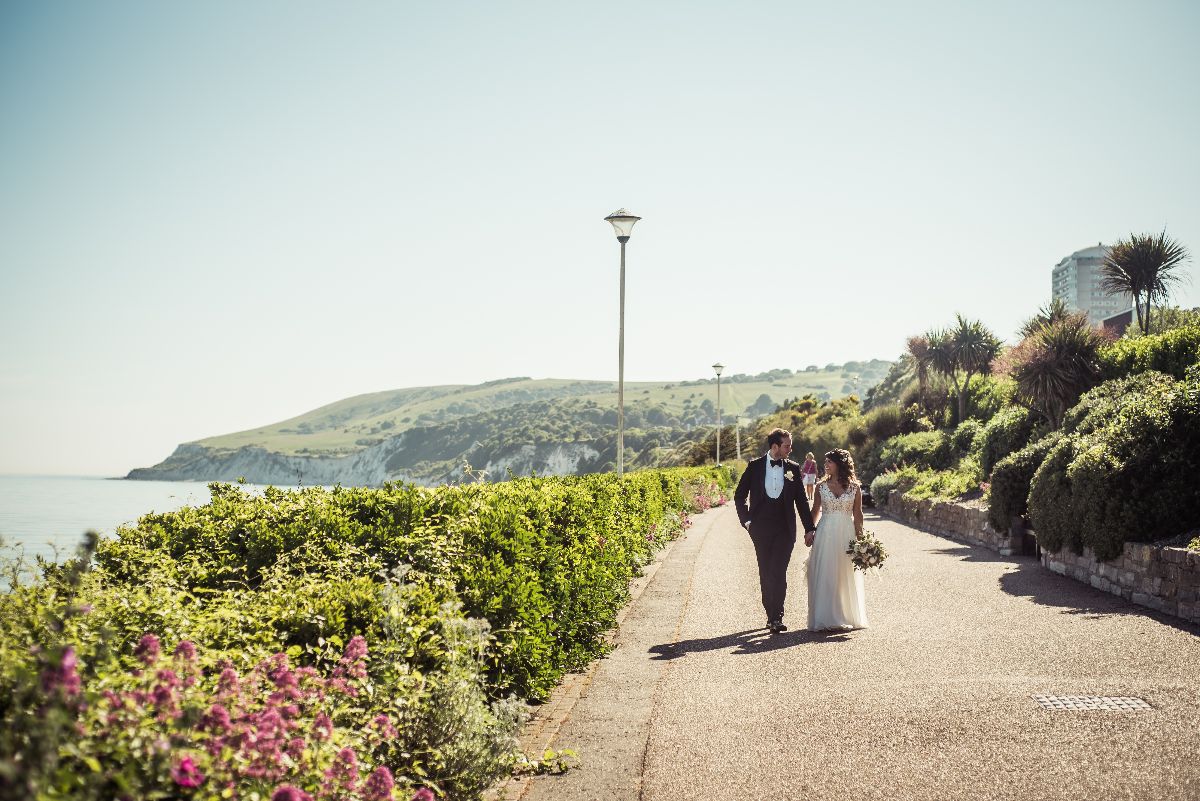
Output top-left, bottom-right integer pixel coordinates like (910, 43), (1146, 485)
(82, 634), (411, 800)
(40, 645), (82, 699)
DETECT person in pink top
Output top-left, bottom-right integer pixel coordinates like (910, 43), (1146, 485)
(801, 452), (819, 503)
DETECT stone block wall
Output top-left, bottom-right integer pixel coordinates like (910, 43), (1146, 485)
(1042, 542), (1200, 625)
(883, 489), (1021, 555)
(880, 490), (1200, 625)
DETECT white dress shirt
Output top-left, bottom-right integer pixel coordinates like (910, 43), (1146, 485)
(764, 452), (784, 499)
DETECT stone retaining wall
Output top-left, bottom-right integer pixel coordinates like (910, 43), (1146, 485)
(1042, 543), (1200, 624)
(883, 489), (1021, 555)
(880, 490), (1200, 625)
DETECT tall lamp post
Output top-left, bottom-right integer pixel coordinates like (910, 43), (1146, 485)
(712, 362), (724, 465)
(604, 209), (641, 477)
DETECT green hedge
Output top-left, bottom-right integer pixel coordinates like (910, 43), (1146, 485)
(976, 405), (1041, 476)
(1100, 324), (1200, 381)
(2, 465), (737, 799)
(1028, 372), (1200, 560)
(878, 431), (956, 471)
(986, 432), (1060, 532)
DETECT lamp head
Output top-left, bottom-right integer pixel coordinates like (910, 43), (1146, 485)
(712, 362), (724, 377)
(604, 209), (641, 243)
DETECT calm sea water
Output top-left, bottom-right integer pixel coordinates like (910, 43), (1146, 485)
(0, 475), (278, 564)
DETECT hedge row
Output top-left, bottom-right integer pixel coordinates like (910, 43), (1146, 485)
(2, 466), (737, 800)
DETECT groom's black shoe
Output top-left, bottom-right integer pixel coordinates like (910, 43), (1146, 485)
(768, 619), (788, 633)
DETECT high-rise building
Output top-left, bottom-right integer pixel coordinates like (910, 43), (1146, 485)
(1051, 244), (1134, 326)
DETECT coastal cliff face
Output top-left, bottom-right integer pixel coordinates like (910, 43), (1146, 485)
(126, 439), (602, 487)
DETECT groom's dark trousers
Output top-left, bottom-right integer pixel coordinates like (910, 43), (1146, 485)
(734, 457), (816, 624)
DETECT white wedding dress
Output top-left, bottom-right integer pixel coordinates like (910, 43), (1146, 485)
(806, 482), (869, 631)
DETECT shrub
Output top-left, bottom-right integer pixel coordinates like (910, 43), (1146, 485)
(951, 419), (982, 455)
(878, 431), (955, 471)
(986, 432), (1060, 532)
(976, 405), (1041, 476)
(870, 466), (923, 502)
(1100, 323), (1200, 380)
(905, 457), (983, 501)
(1028, 372), (1200, 560)
(1, 465), (737, 798)
(865, 405), (902, 441)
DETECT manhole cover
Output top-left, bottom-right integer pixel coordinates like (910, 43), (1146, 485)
(1032, 695), (1151, 711)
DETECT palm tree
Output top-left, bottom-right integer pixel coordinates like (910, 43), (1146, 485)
(996, 316), (1108, 428)
(1019, 298), (1073, 338)
(949, 314), (1001, 423)
(905, 335), (931, 413)
(924, 328), (959, 423)
(1100, 231), (1191, 335)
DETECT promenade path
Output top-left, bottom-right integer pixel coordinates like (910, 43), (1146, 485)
(515, 505), (1200, 801)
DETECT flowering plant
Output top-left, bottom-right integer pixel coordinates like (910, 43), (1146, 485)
(846, 530), (888, 572)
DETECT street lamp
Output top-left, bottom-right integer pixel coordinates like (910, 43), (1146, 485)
(712, 362), (724, 465)
(604, 208), (641, 477)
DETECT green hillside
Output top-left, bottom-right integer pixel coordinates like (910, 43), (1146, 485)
(198, 363), (893, 458)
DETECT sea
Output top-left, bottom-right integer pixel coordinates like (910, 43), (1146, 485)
(0, 474), (286, 566)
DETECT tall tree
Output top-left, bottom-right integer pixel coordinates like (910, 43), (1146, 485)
(905, 335), (931, 414)
(951, 314), (1001, 423)
(1100, 231), (1191, 335)
(924, 328), (958, 423)
(1019, 298), (1072, 338)
(994, 312), (1108, 429)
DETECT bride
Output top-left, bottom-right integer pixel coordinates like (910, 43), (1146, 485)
(806, 448), (869, 631)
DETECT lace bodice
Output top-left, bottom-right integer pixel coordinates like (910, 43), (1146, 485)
(818, 481), (857, 516)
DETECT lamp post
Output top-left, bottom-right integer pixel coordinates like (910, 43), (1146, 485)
(712, 362), (724, 465)
(604, 209), (641, 477)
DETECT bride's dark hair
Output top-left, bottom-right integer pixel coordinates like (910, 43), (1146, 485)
(824, 448), (858, 485)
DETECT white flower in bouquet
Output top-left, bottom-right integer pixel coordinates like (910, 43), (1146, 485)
(846, 529), (888, 573)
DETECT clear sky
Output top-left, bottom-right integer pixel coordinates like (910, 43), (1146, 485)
(2, 1), (1198, 476)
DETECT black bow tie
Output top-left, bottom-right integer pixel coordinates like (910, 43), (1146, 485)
(769, 458), (784, 468)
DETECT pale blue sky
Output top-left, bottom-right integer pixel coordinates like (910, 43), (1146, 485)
(2, 1), (1198, 476)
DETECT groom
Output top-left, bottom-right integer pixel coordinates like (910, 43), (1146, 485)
(734, 428), (817, 633)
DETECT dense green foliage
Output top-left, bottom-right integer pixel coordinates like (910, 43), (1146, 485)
(986, 433), (1061, 532)
(1027, 372), (1200, 559)
(1, 466), (736, 799)
(878, 431), (956, 472)
(976, 406), (1042, 475)
(1100, 323), (1200, 381)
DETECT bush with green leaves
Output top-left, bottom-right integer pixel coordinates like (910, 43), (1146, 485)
(1100, 324), (1200, 381)
(951, 419), (982, 455)
(2, 465), (736, 800)
(877, 431), (956, 472)
(986, 432), (1060, 532)
(975, 405), (1042, 476)
(1028, 372), (1200, 559)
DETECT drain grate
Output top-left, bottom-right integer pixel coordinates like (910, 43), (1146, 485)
(1032, 695), (1151, 711)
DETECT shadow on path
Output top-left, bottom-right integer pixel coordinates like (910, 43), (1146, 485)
(649, 627), (855, 660)
(929, 543), (1200, 633)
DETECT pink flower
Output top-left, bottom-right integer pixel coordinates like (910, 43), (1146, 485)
(412, 789), (435, 801)
(170, 755), (205, 788)
(342, 636), (368, 662)
(371, 713), (398, 740)
(218, 667), (240, 696)
(174, 640), (197, 662)
(312, 711), (333, 740)
(363, 766), (395, 801)
(322, 747), (359, 793)
(134, 634), (160, 666)
(41, 646), (81, 697)
(270, 785), (312, 801)
(202, 703), (232, 733)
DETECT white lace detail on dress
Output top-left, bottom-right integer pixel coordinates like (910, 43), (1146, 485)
(818, 482), (856, 515)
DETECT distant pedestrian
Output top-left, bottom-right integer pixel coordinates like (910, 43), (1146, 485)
(802, 452), (819, 503)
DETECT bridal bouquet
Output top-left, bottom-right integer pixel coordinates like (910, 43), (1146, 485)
(847, 530), (887, 572)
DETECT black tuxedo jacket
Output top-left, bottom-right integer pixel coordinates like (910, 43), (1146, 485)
(734, 455), (817, 537)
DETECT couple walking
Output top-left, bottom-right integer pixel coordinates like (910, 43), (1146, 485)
(733, 428), (869, 633)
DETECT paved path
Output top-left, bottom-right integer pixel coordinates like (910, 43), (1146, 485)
(518, 505), (1200, 801)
